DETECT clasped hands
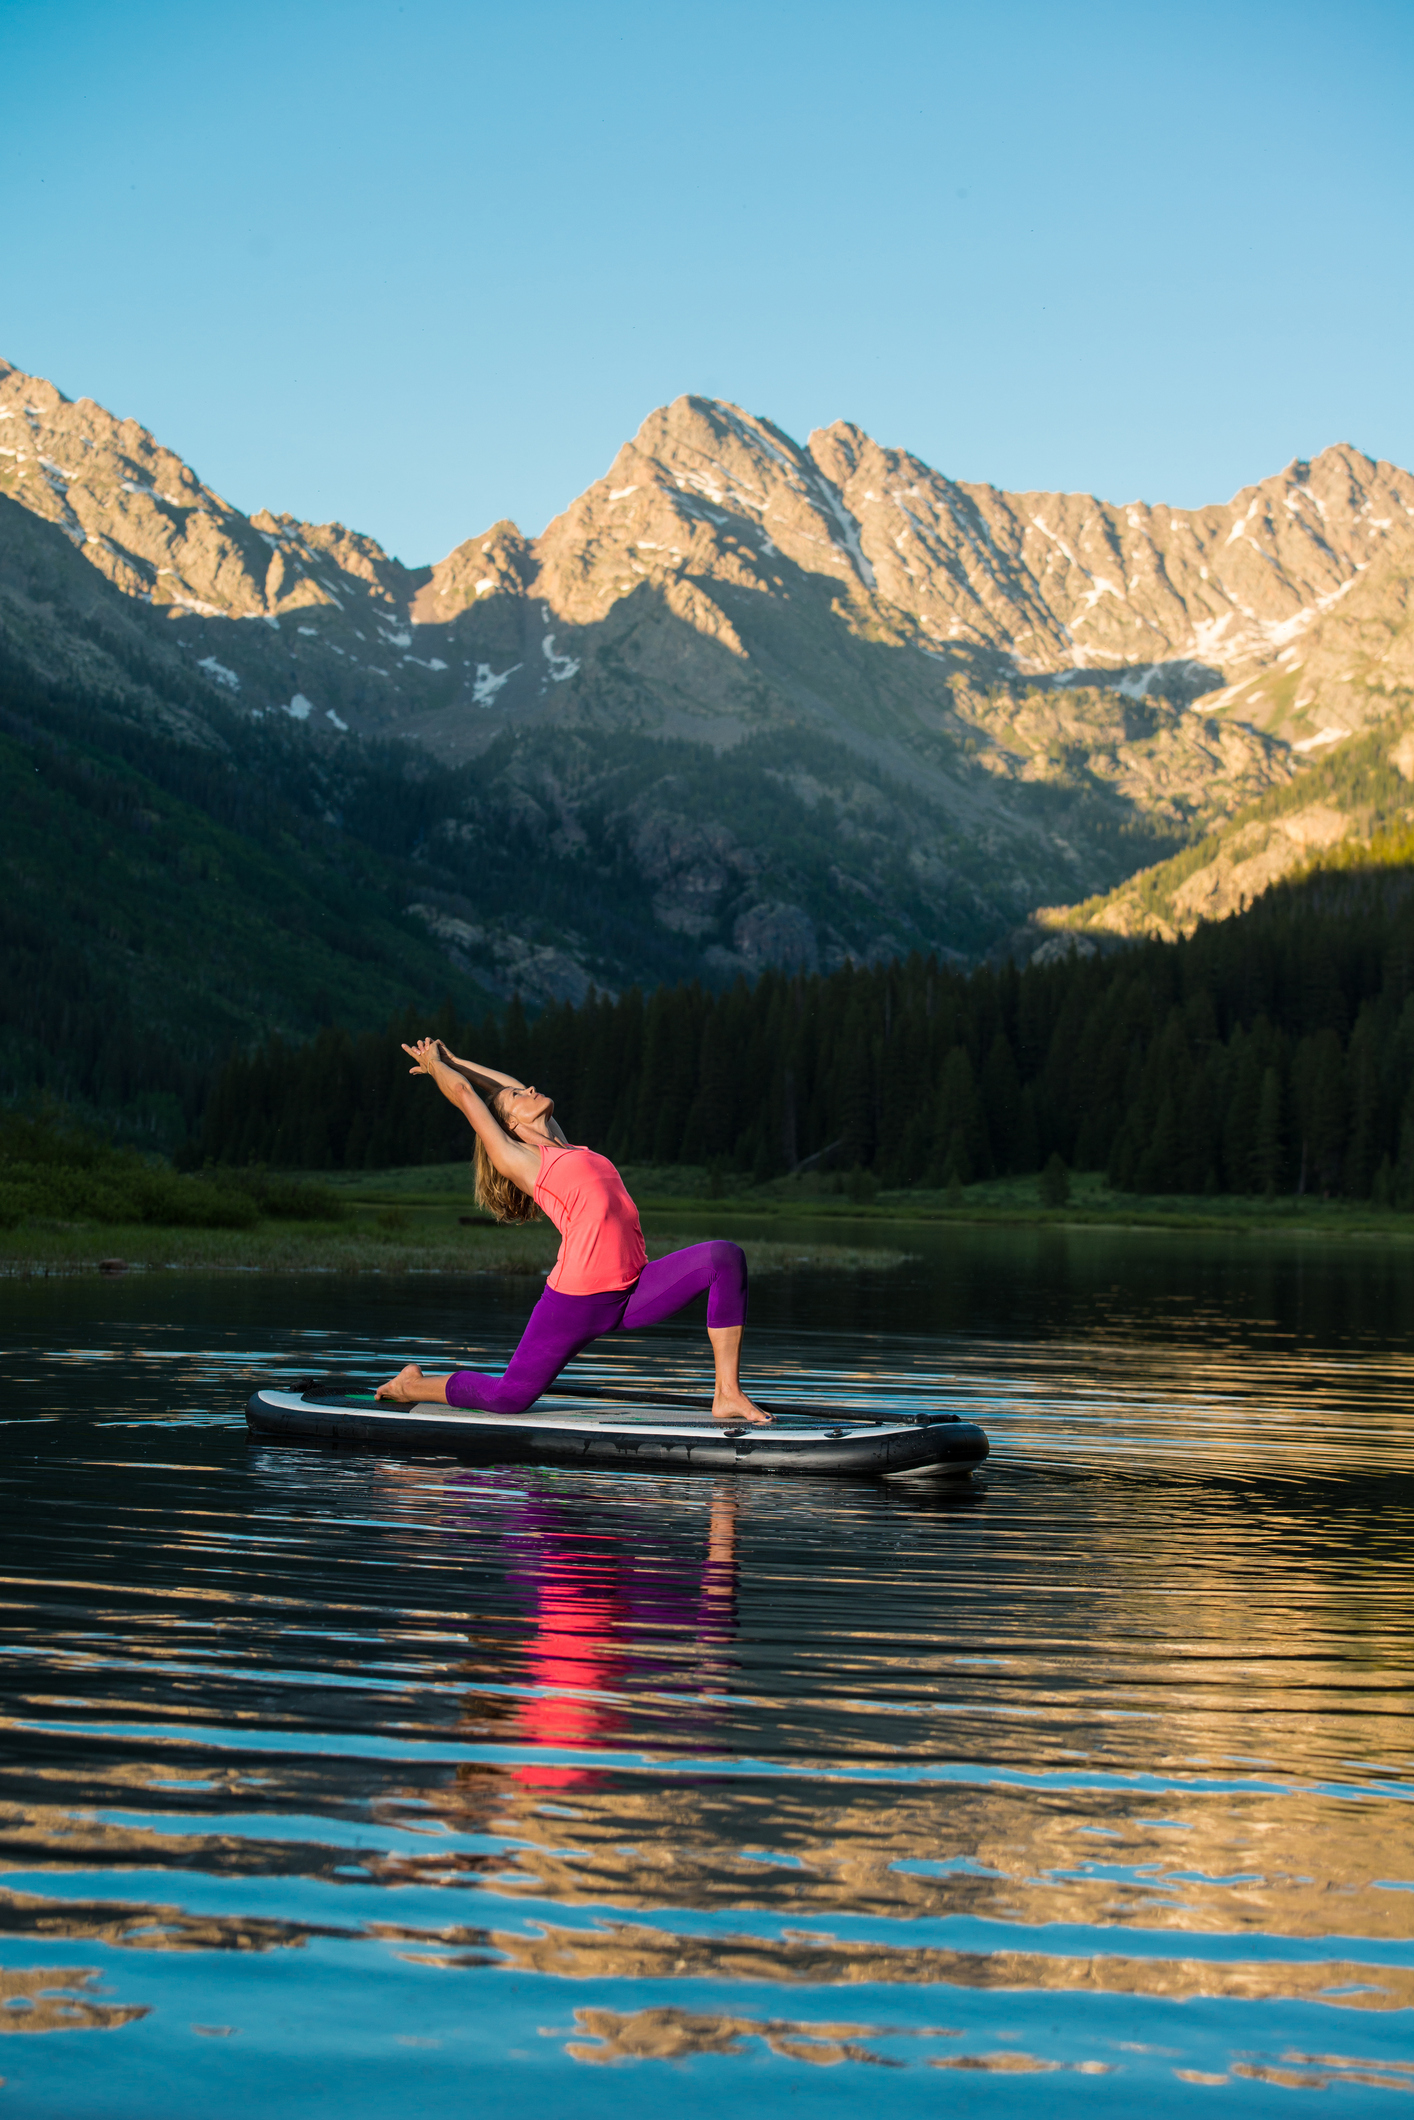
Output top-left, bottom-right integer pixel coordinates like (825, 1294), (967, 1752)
(402, 1037), (448, 1077)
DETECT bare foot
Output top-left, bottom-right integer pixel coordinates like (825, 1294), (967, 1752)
(376, 1364), (427, 1404)
(712, 1390), (772, 1426)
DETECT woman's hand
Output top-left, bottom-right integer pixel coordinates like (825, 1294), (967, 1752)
(403, 1038), (479, 1120)
(399, 1035), (542, 1188)
(403, 1038), (447, 1077)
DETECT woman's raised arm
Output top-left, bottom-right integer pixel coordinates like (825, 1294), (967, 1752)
(437, 1047), (523, 1096)
(436, 1044), (569, 1145)
(403, 1040), (542, 1190)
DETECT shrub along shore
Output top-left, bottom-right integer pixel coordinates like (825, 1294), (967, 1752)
(0, 1117), (917, 1276)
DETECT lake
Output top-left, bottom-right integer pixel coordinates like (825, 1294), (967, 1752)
(2, 1221), (1412, 2114)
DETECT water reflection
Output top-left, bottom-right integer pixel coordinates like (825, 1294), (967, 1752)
(369, 1466), (741, 1826)
(0, 1965), (148, 2035)
(1, 1234), (1413, 2112)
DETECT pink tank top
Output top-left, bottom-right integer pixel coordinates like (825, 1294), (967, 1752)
(533, 1142), (647, 1296)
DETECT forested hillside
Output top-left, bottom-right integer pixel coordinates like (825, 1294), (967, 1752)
(1039, 692), (1414, 944)
(0, 644), (496, 1140)
(195, 846), (1414, 1202)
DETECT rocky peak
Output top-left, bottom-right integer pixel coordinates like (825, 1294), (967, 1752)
(3, 353), (1413, 771)
(419, 519), (531, 607)
(12, 351), (1407, 988)
(0, 358), (419, 628)
(806, 418), (870, 485)
(525, 393), (880, 629)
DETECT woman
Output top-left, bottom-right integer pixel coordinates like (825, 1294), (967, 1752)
(376, 1037), (770, 1424)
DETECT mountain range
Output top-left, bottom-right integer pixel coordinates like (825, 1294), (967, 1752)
(3, 353), (1413, 1057)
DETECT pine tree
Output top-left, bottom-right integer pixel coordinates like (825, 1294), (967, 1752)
(836, 995), (875, 1171)
(573, 995), (620, 1148)
(1307, 1028), (1347, 1193)
(1137, 1095), (1181, 1193)
(603, 987), (646, 1160)
(1039, 1151), (1070, 1207)
(1253, 1066), (1283, 1196)
(931, 1046), (988, 1183)
(1014, 1083), (1041, 1172)
(635, 986), (700, 1163)
(502, 993), (531, 1084)
(1107, 1115), (1139, 1191)
(699, 999), (740, 1158)
(1223, 1036), (1263, 1193)
(981, 1031), (1022, 1174)
(1394, 1086), (1414, 1208)
(1301, 938), (1349, 1037)
(1178, 1064), (1221, 1194)
(1343, 1006), (1382, 1198)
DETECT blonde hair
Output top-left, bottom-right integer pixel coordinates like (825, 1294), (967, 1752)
(473, 1090), (539, 1224)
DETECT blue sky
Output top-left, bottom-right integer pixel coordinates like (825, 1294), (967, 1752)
(3, 0), (1411, 564)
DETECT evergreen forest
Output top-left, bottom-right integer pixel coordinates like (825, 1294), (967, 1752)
(194, 842), (1414, 1203)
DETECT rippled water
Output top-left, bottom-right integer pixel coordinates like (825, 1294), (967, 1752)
(3, 1224), (1413, 2114)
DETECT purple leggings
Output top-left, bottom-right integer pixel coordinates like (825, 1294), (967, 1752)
(445, 1240), (748, 1414)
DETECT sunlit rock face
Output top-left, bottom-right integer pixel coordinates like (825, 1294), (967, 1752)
(5, 360), (1409, 758)
(5, 353), (1413, 977)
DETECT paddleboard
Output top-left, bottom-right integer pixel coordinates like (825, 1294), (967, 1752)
(245, 1378), (988, 1480)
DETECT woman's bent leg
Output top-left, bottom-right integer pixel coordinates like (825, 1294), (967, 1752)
(446, 1287), (628, 1413)
(618, 1243), (767, 1424)
(620, 1241), (749, 1332)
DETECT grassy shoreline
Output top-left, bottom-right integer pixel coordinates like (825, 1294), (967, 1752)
(0, 1195), (909, 1281)
(629, 1167), (1414, 1241)
(327, 1161), (1414, 1241)
(4, 1160), (1411, 1277)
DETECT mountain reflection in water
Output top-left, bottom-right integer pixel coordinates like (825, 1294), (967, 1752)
(1, 1224), (1412, 2114)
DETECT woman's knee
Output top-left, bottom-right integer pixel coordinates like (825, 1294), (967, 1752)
(446, 1369), (541, 1415)
(705, 1240), (748, 1327)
